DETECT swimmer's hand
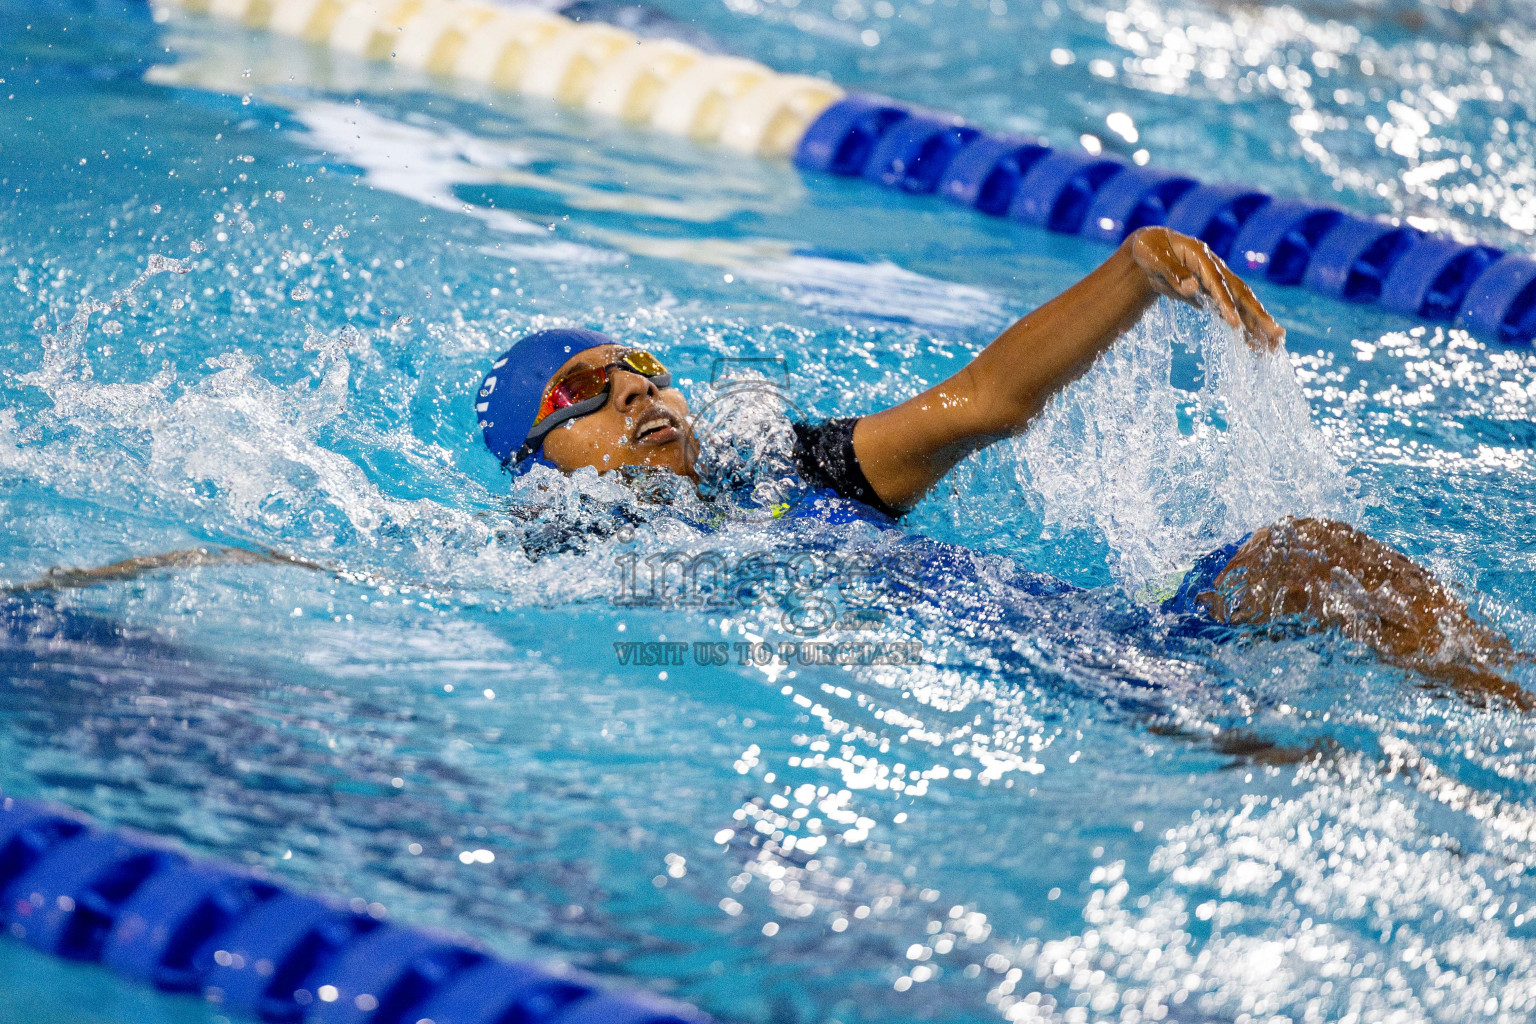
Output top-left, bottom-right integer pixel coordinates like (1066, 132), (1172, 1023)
(1127, 226), (1286, 353)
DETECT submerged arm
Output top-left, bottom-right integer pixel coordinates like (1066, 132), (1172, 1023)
(1206, 518), (1533, 710)
(851, 226), (1285, 511)
(5, 546), (325, 593)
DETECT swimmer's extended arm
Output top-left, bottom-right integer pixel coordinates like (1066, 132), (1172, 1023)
(851, 226), (1285, 511)
(4, 547), (325, 593)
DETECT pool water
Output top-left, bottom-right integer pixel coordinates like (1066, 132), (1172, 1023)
(3, 2), (1536, 1023)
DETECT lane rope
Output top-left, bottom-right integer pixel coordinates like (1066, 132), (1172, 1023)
(0, 794), (712, 1024)
(125, 0), (1536, 343)
(153, 0), (1534, 342)
(158, 0), (844, 160)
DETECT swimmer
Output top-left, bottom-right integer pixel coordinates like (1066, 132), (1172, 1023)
(476, 226), (1529, 708)
(10, 229), (1522, 709)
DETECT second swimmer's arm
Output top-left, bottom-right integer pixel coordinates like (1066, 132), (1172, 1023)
(850, 227), (1286, 511)
(5, 547), (325, 593)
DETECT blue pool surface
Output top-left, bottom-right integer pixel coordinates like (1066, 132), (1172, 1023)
(2, 1), (1536, 1022)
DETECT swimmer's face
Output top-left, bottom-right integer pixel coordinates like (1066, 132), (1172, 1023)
(538, 345), (698, 479)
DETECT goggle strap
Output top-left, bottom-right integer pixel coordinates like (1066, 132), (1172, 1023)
(520, 393), (611, 453)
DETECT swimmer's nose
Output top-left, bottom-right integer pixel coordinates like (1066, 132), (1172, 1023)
(610, 368), (659, 412)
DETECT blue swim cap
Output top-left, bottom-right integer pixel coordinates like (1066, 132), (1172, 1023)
(476, 328), (615, 471)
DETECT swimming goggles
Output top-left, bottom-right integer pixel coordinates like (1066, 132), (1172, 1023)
(519, 347), (672, 460)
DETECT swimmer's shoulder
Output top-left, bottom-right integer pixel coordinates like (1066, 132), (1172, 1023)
(790, 417), (906, 521)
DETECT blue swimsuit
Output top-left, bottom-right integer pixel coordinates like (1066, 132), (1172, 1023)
(790, 417), (1249, 619)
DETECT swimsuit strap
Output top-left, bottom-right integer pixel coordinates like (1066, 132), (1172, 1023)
(790, 418), (906, 519)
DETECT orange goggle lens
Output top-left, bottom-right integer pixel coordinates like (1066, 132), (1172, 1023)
(533, 349), (669, 427)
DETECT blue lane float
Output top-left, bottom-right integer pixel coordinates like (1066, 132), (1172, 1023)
(72, 0), (1530, 344)
(1164, 183), (1272, 262)
(1457, 254), (1536, 345)
(1009, 150), (1126, 234)
(1228, 201), (1345, 285)
(861, 114), (980, 193)
(794, 93), (1536, 345)
(936, 135), (1052, 215)
(794, 94), (912, 178)
(1302, 216), (1421, 302)
(1079, 166), (1198, 245)
(0, 795), (712, 1024)
(1378, 236), (1503, 321)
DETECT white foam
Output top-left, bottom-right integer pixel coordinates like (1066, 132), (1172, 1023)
(1013, 300), (1358, 589)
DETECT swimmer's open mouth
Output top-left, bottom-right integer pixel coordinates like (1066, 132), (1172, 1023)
(633, 408), (683, 446)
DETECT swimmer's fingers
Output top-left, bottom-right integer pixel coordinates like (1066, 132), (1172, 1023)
(1132, 227), (1286, 353)
(1181, 235), (1288, 352)
(1157, 264), (1203, 304)
(1227, 270), (1287, 353)
(1131, 227), (1228, 317)
(1180, 236), (1245, 333)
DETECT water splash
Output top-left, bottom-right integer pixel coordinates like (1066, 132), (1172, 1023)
(1, 257), (840, 606)
(1015, 301), (1357, 589)
(20, 252), (190, 393)
(691, 365), (806, 513)
(4, 257), (481, 580)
